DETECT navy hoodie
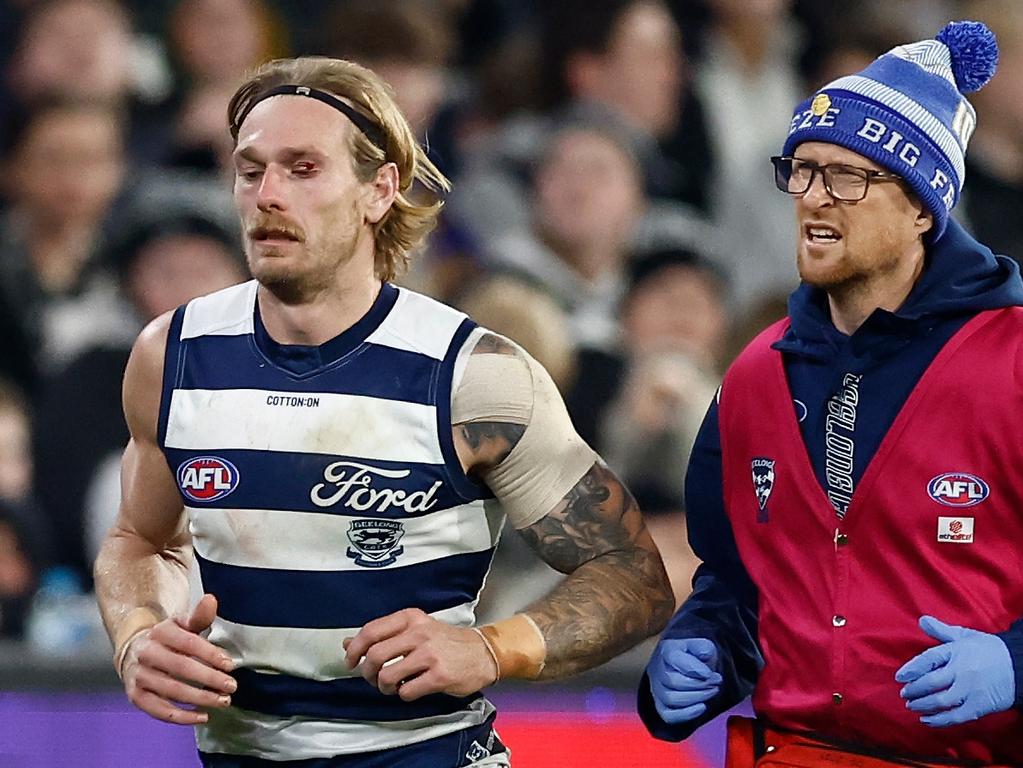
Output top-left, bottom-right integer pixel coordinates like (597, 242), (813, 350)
(639, 219), (1023, 741)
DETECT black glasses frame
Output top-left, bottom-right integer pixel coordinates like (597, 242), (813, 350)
(771, 155), (904, 202)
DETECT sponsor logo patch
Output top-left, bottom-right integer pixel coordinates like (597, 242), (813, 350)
(346, 519), (405, 567)
(751, 457), (775, 523)
(177, 456), (240, 503)
(927, 472), (989, 507)
(937, 516), (974, 544)
(311, 461), (442, 514)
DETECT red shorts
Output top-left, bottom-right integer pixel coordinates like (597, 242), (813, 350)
(724, 716), (1012, 768)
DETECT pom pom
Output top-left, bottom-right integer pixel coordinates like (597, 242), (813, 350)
(936, 20), (999, 93)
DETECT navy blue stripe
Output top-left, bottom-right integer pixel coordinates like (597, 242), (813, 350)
(436, 319), (492, 502)
(253, 282), (399, 376)
(166, 448), (476, 517)
(229, 668), (480, 721)
(158, 306), (187, 448)
(196, 549), (495, 628)
(177, 336), (440, 405)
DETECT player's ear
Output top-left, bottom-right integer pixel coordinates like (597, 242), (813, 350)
(364, 162), (398, 225)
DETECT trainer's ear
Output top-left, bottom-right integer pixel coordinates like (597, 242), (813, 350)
(364, 162), (398, 225)
(915, 206), (933, 238)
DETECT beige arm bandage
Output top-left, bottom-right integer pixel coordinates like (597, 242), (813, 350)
(474, 613), (547, 680)
(452, 338), (598, 529)
(112, 607), (161, 678)
(452, 332), (598, 680)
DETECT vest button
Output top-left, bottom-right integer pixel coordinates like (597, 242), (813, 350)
(833, 692), (843, 705)
(832, 615), (847, 627)
(836, 533), (849, 546)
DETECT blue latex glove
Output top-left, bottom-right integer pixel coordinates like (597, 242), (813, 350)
(647, 637), (722, 724)
(895, 615), (1016, 727)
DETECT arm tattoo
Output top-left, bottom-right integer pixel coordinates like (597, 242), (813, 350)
(519, 462), (675, 678)
(471, 332), (519, 356)
(459, 421), (526, 466)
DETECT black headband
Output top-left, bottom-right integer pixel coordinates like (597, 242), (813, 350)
(237, 84), (387, 150)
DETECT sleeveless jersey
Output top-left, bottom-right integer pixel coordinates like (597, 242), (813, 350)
(718, 308), (1023, 764)
(158, 280), (503, 761)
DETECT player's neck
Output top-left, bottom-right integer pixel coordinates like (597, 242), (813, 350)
(257, 268), (383, 346)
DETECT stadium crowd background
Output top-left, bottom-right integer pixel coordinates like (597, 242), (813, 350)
(0, 0), (1021, 765)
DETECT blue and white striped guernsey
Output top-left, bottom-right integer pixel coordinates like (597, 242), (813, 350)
(157, 280), (503, 761)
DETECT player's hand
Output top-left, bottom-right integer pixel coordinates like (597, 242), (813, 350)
(121, 593), (237, 726)
(343, 608), (498, 701)
(647, 637), (722, 724)
(896, 615), (1016, 727)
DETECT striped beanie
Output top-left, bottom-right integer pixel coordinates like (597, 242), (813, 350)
(782, 21), (999, 240)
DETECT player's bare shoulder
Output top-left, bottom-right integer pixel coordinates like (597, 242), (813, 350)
(123, 311), (176, 441)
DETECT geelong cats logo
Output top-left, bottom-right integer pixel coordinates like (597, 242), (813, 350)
(346, 520), (405, 567)
(751, 458), (776, 522)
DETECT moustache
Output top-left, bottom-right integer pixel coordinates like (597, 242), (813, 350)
(248, 215), (306, 242)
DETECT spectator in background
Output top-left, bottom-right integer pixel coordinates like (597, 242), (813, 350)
(597, 248), (726, 608)
(0, 100), (135, 378)
(694, 0), (803, 307)
(34, 180), (245, 585)
(487, 121), (646, 353)
(540, 0), (712, 211)
(587, 247), (727, 511)
(449, 0), (714, 246)
(960, 0), (1023, 265)
(457, 275), (576, 393)
(162, 0), (280, 173)
(4, 0), (170, 165)
(0, 379), (53, 638)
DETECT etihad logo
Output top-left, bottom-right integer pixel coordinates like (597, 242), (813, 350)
(310, 461), (442, 514)
(937, 516), (974, 544)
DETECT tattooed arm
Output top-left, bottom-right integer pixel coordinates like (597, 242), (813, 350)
(518, 462), (674, 678)
(347, 331), (673, 698)
(455, 333), (675, 679)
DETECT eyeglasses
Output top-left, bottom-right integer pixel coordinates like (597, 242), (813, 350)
(771, 156), (904, 202)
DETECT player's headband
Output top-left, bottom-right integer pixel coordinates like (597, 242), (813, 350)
(236, 84), (387, 151)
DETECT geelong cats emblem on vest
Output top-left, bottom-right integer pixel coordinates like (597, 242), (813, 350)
(346, 519), (406, 567)
(751, 457), (776, 523)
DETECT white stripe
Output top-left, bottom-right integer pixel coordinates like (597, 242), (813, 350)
(165, 388), (443, 463)
(189, 500), (501, 571)
(889, 41), (956, 86)
(826, 74), (965, 183)
(208, 603), (477, 680)
(196, 697), (495, 759)
(366, 289), (467, 360)
(181, 281), (257, 340)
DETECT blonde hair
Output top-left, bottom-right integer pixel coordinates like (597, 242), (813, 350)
(227, 57), (451, 281)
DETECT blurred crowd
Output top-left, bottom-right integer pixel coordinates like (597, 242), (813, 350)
(0, 0), (1021, 653)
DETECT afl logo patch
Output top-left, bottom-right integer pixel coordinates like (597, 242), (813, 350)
(177, 456), (240, 503)
(927, 472), (989, 507)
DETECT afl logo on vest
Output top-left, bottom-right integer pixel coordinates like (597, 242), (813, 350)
(177, 456), (241, 503)
(927, 472), (989, 507)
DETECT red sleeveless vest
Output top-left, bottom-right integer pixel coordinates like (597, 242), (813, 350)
(719, 308), (1023, 763)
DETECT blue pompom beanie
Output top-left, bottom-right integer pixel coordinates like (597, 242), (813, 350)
(782, 21), (999, 240)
